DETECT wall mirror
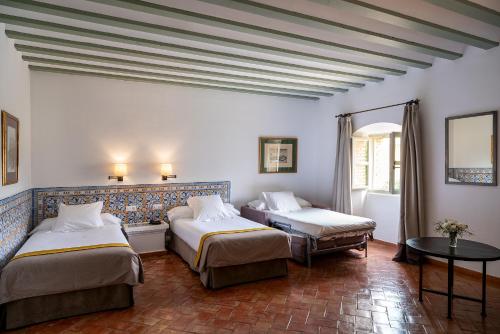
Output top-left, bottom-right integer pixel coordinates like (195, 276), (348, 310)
(446, 111), (497, 186)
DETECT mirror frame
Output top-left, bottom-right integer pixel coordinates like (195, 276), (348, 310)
(445, 110), (497, 186)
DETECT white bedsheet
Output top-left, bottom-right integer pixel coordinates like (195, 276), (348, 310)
(170, 216), (269, 251)
(266, 207), (375, 238)
(15, 225), (129, 257)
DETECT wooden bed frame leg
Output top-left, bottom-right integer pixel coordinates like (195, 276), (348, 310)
(306, 237), (312, 268)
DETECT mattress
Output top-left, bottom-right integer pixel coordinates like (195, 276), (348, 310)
(0, 225), (143, 304)
(265, 207), (376, 239)
(169, 216), (291, 270)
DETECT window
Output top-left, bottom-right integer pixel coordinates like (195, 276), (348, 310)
(352, 137), (369, 189)
(352, 127), (401, 194)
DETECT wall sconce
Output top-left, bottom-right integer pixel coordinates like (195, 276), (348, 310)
(161, 163), (176, 181)
(109, 163), (127, 182)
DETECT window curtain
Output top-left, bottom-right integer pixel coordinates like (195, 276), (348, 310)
(393, 102), (424, 263)
(332, 116), (352, 214)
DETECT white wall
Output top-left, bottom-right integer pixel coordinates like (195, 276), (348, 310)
(362, 192), (400, 243)
(317, 46), (500, 277)
(0, 24), (31, 199)
(30, 71), (320, 208)
(352, 190), (400, 244)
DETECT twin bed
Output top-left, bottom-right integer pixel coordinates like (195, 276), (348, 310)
(241, 194), (376, 267)
(168, 215), (291, 289)
(0, 185), (375, 329)
(0, 223), (143, 329)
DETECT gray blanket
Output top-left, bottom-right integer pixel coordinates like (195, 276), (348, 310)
(0, 246), (143, 304)
(196, 229), (292, 272)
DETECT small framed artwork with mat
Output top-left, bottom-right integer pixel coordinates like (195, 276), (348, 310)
(2, 110), (19, 186)
(259, 137), (297, 173)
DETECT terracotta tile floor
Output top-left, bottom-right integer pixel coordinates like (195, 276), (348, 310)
(9, 241), (500, 334)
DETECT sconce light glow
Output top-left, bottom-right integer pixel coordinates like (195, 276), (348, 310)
(109, 163), (127, 182)
(160, 163), (172, 176)
(161, 163), (176, 181)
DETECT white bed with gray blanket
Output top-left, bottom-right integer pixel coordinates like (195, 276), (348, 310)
(167, 195), (291, 289)
(0, 205), (143, 330)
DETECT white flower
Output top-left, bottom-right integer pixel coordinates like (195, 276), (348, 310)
(435, 218), (471, 237)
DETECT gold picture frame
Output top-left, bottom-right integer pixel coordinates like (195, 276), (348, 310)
(259, 137), (298, 173)
(2, 110), (19, 186)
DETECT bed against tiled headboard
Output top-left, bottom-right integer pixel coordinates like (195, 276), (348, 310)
(0, 189), (32, 268)
(33, 181), (230, 226)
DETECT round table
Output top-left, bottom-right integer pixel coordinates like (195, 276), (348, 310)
(406, 237), (500, 319)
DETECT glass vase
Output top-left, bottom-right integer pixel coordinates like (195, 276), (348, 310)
(449, 232), (458, 248)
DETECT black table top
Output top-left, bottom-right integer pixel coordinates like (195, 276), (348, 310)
(407, 237), (500, 261)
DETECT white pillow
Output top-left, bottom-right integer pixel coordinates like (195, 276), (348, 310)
(187, 195), (232, 222)
(248, 199), (266, 211)
(30, 213), (121, 235)
(167, 206), (194, 221)
(259, 192), (272, 209)
(101, 213), (122, 226)
(264, 192), (301, 212)
(168, 203), (239, 222)
(52, 202), (104, 232)
(295, 197), (312, 208)
(224, 203), (240, 217)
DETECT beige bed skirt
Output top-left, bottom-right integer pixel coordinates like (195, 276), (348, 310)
(1, 284), (134, 330)
(169, 233), (288, 289)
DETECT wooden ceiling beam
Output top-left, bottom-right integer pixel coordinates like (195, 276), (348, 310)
(28, 65), (321, 100)
(0, 0), (413, 73)
(24, 56), (334, 97)
(192, 0), (461, 59)
(17, 45), (347, 93)
(5, 30), (375, 85)
(309, 0), (498, 49)
(422, 0), (500, 28)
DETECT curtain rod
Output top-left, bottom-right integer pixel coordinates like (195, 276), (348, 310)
(334, 99), (419, 118)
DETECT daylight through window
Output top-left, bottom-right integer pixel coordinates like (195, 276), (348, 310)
(352, 123), (402, 194)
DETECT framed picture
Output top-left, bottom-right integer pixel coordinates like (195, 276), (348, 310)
(259, 137), (297, 173)
(2, 111), (19, 186)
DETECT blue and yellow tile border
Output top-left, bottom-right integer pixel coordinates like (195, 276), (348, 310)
(0, 181), (230, 268)
(33, 181), (230, 226)
(0, 189), (32, 268)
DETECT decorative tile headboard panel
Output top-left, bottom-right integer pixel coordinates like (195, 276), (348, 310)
(33, 181), (230, 226)
(0, 189), (32, 268)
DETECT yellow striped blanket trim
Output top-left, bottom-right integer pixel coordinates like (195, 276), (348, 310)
(11, 243), (130, 261)
(193, 227), (274, 267)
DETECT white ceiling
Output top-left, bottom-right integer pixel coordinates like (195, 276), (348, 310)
(1, 0), (499, 100)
